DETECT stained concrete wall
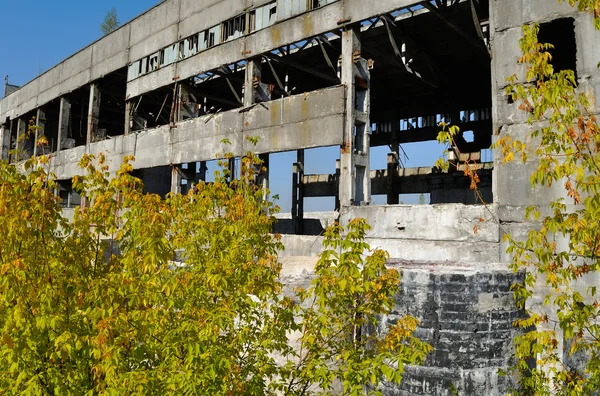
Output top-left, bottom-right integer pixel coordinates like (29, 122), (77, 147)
(386, 261), (523, 395)
(279, 257), (523, 395)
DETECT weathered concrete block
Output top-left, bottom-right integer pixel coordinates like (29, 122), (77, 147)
(383, 261), (524, 396)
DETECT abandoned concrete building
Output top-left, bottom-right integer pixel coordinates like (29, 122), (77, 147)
(1, 0), (599, 394)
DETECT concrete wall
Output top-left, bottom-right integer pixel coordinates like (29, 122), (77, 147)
(50, 85), (345, 180)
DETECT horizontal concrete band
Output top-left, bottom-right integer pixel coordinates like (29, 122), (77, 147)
(50, 85), (345, 180)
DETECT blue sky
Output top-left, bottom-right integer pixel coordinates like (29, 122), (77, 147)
(0, 1), (447, 212)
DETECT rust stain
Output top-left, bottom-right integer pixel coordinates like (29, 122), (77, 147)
(303, 15), (314, 37)
(271, 26), (281, 48)
(341, 142), (351, 154)
(270, 100), (280, 125)
(300, 95), (309, 120)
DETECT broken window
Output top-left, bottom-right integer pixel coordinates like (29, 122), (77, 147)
(538, 18), (577, 78)
(201, 25), (221, 49)
(146, 52), (160, 73)
(249, 2), (277, 32)
(178, 35), (199, 60)
(307, 0), (320, 10)
(186, 34), (199, 57)
(128, 60), (142, 81)
(161, 45), (177, 67)
(57, 179), (82, 208)
(221, 14), (247, 42)
(178, 41), (185, 60)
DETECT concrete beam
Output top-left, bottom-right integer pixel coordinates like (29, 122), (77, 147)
(51, 86), (345, 180)
(339, 203), (499, 243)
(303, 166), (494, 197)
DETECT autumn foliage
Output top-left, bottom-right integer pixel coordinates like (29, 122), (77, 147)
(0, 152), (429, 395)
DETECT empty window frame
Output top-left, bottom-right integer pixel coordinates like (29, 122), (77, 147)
(177, 34), (200, 61)
(161, 44), (178, 67)
(249, 1), (277, 32)
(184, 34), (199, 58)
(538, 18), (577, 78)
(146, 52), (160, 73)
(201, 25), (221, 49)
(128, 60), (142, 80)
(278, 0), (337, 19)
(221, 14), (247, 42)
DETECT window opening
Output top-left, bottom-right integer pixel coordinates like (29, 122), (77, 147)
(222, 14), (246, 42)
(538, 18), (577, 79)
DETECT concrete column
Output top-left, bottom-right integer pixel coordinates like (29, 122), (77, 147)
(171, 165), (182, 194)
(35, 107), (46, 157)
(0, 124), (8, 161)
(228, 159), (236, 182)
(198, 161), (208, 183)
(335, 159), (341, 211)
(244, 58), (269, 196)
(124, 100), (132, 135)
(258, 154), (269, 200)
(387, 153), (399, 205)
(244, 58), (262, 107)
(16, 118), (26, 162)
(355, 65), (371, 204)
(57, 96), (70, 152)
(174, 83), (183, 123)
(87, 84), (101, 146)
(340, 27), (371, 206)
(293, 149), (305, 235)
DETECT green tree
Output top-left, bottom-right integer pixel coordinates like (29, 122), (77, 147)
(100, 7), (120, 36)
(0, 151), (429, 394)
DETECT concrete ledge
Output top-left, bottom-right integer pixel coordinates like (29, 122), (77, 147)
(340, 204), (500, 243)
(278, 233), (500, 263)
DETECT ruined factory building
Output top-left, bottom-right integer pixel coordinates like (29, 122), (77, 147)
(1, 0), (599, 394)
